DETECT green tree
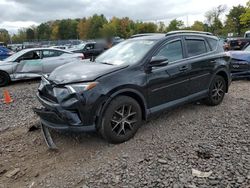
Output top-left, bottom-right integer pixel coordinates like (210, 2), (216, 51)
(0, 29), (10, 43)
(225, 5), (246, 36)
(167, 19), (184, 31)
(37, 23), (51, 40)
(58, 19), (79, 39)
(87, 14), (108, 38)
(240, 1), (250, 27)
(26, 28), (35, 41)
(191, 21), (205, 31)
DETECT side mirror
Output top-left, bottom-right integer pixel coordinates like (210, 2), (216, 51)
(149, 56), (168, 67)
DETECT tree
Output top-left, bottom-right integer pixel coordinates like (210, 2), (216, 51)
(167, 19), (184, 31)
(87, 14), (108, 38)
(157, 21), (166, 32)
(26, 28), (35, 41)
(0, 29), (10, 43)
(58, 19), (78, 39)
(191, 21), (205, 31)
(37, 23), (51, 40)
(240, 1), (250, 27)
(205, 5), (227, 34)
(225, 5), (246, 36)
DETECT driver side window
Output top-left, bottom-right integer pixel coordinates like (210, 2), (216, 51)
(20, 51), (41, 61)
(156, 40), (183, 63)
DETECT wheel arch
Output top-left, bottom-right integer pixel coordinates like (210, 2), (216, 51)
(214, 69), (230, 93)
(95, 88), (148, 129)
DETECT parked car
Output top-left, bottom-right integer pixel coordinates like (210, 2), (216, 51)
(0, 46), (14, 60)
(224, 37), (250, 51)
(70, 41), (105, 59)
(34, 31), (231, 148)
(229, 44), (250, 79)
(244, 31), (250, 38)
(0, 48), (84, 86)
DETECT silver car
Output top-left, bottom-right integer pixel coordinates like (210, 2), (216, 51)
(0, 48), (84, 86)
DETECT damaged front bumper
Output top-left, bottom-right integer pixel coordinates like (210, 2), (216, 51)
(34, 91), (96, 149)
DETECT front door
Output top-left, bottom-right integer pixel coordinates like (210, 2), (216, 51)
(147, 38), (191, 113)
(14, 50), (42, 79)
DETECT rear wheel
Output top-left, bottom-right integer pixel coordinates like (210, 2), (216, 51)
(205, 75), (226, 106)
(0, 71), (10, 87)
(99, 96), (142, 143)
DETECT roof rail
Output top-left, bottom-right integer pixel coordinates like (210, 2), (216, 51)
(165, 30), (213, 36)
(130, 33), (164, 38)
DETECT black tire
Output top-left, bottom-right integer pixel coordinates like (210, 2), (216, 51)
(205, 75), (226, 106)
(0, 71), (10, 87)
(99, 96), (142, 143)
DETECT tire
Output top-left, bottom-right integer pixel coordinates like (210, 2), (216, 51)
(0, 71), (10, 87)
(99, 96), (142, 144)
(204, 75), (226, 106)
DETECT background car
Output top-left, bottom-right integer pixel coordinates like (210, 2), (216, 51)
(0, 46), (14, 60)
(69, 41), (105, 59)
(0, 48), (84, 86)
(229, 44), (250, 79)
(224, 37), (250, 51)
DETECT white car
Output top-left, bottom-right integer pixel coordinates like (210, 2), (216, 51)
(0, 48), (84, 86)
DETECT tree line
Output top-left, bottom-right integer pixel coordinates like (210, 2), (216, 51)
(0, 1), (249, 44)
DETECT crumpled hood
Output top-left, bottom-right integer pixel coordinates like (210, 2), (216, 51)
(48, 60), (127, 84)
(229, 51), (250, 62)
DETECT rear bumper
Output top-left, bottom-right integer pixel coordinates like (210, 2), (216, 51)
(34, 92), (96, 132)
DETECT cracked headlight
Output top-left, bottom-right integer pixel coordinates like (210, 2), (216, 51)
(53, 87), (70, 101)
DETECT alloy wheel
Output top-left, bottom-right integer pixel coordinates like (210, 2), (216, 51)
(211, 79), (225, 102)
(110, 104), (137, 136)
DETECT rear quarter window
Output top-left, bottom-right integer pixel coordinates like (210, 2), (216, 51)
(207, 38), (218, 51)
(186, 39), (207, 57)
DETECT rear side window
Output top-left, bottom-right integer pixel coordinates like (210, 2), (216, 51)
(186, 39), (207, 57)
(42, 50), (63, 58)
(207, 38), (218, 51)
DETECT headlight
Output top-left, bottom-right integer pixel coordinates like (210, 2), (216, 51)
(67, 82), (98, 93)
(53, 87), (70, 101)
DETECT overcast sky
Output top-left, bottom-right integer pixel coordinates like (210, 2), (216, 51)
(0, 0), (248, 34)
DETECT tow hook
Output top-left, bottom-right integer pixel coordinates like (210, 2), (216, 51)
(41, 123), (58, 150)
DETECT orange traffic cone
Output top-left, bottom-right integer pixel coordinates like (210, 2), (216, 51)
(3, 90), (13, 104)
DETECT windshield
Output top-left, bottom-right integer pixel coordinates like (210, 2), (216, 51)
(75, 43), (86, 50)
(95, 39), (156, 65)
(244, 44), (250, 52)
(4, 50), (26, 62)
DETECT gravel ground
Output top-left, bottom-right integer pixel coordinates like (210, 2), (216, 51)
(0, 80), (249, 188)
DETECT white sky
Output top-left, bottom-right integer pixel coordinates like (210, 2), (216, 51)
(0, 0), (248, 34)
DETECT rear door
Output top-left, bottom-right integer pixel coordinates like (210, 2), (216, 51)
(183, 36), (216, 95)
(147, 37), (191, 111)
(14, 50), (42, 79)
(41, 49), (70, 74)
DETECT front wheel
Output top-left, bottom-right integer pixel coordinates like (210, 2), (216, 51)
(204, 75), (226, 106)
(99, 96), (142, 143)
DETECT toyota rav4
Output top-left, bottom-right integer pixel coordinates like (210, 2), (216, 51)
(34, 31), (231, 148)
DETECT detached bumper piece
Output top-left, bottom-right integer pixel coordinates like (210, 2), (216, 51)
(41, 123), (57, 150)
(33, 107), (96, 149)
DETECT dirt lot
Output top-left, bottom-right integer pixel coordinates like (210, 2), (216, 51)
(0, 80), (249, 188)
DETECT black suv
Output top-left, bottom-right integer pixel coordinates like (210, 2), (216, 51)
(35, 31), (231, 147)
(70, 41), (105, 59)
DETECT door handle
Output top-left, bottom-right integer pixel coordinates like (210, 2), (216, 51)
(179, 65), (189, 71)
